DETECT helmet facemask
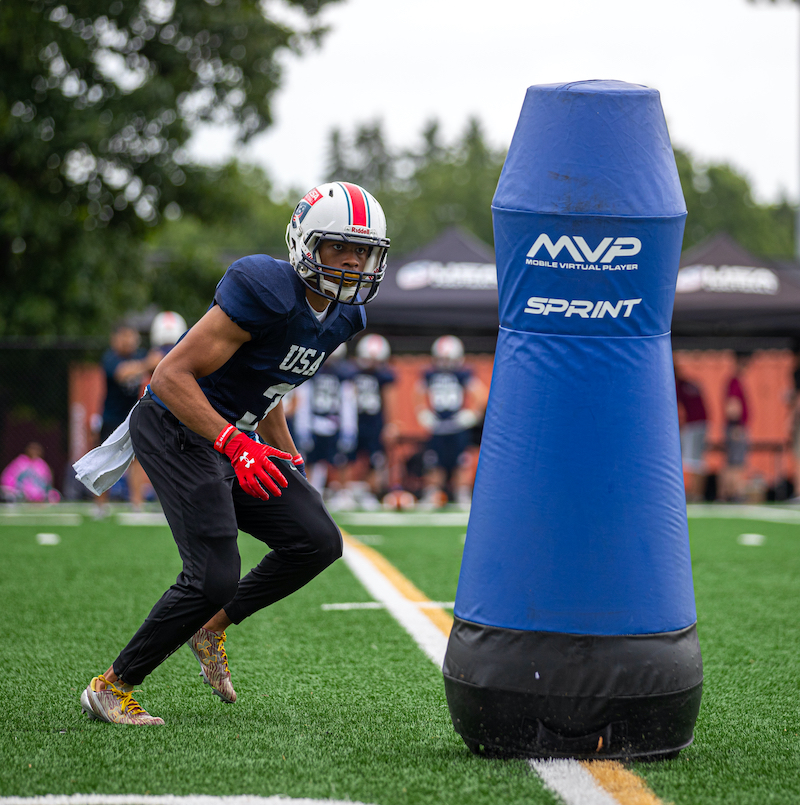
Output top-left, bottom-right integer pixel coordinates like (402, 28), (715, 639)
(285, 182), (390, 306)
(297, 231), (388, 305)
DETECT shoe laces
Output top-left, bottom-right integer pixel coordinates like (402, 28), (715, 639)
(213, 631), (230, 674)
(99, 675), (148, 717)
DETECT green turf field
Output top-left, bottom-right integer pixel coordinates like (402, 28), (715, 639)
(1, 506), (799, 804)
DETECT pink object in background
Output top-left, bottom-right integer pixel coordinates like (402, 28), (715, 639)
(1, 448), (61, 503)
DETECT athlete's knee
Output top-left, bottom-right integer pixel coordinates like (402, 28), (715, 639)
(200, 537), (241, 604)
(299, 515), (342, 568)
(318, 519), (343, 566)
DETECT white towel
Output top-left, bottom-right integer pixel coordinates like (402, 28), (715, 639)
(73, 405), (137, 496)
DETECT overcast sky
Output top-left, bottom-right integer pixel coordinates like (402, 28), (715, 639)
(187, 0), (799, 205)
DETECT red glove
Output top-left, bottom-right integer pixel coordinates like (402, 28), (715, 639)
(214, 425), (292, 500)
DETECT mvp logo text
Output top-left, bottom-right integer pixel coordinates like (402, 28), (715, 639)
(526, 235), (641, 264)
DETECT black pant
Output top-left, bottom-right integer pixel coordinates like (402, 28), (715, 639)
(112, 397), (342, 685)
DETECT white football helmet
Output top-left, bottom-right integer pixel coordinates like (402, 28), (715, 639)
(285, 181), (390, 305)
(150, 311), (187, 347)
(356, 334), (391, 365)
(329, 343), (348, 362)
(432, 335), (464, 367)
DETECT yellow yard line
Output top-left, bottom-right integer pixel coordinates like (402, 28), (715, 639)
(342, 530), (667, 805)
(582, 760), (666, 805)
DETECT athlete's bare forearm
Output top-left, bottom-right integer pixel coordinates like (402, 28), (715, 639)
(149, 305), (252, 444)
(150, 364), (230, 443)
(256, 401), (298, 454)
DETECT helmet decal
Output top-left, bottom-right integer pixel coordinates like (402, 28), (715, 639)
(293, 187), (325, 226)
(303, 187), (324, 205)
(338, 181), (370, 229)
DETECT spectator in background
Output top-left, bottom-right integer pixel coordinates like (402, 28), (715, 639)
(1, 441), (61, 503)
(95, 323), (161, 515)
(675, 363), (708, 502)
(344, 334), (397, 510)
(414, 335), (488, 509)
(292, 343), (358, 508)
(721, 351), (751, 502)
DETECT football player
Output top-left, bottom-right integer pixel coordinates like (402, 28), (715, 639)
(94, 323), (163, 516)
(414, 335), (487, 509)
(149, 310), (188, 357)
(344, 334), (397, 509)
(80, 182), (389, 725)
(291, 343), (358, 505)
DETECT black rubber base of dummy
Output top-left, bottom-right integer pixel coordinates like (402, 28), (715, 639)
(443, 618), (703, 760)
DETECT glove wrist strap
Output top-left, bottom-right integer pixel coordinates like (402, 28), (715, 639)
(214, 424), (238, 453)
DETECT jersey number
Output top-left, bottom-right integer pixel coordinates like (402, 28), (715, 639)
(235, 382), (297, 431)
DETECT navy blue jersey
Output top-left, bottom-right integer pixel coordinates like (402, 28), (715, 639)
(423, 367), (473, 421)
(196, 255), (365, 430)
(102, 347), (147, 426)
(308, 360), (352, 419)
(354, 366), (395, 421)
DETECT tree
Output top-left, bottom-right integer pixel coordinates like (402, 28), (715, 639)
(326, 117), (505, 254)
(0, 0), (341, 336)
(145, 160), (294, 323)
(675, 147), (795, 257)
(324, 120), (395, 191)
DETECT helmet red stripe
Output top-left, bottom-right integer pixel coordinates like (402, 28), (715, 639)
(340, 182), (368, 228)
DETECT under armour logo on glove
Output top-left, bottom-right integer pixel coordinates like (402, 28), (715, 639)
(213, 426), (292, 501)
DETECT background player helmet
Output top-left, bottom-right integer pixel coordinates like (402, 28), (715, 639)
(285, 181), (390, 305)
(329, 343), (348, 362)
(150, 311), (187, 348)
(432, 335), (464, 368)
(356, 334), (391, 365)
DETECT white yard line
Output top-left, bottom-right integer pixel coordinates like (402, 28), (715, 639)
(341, 534), (668, 805)
(340, 538), (449, 667)
(687, 503), (800, 523)
(321, 601), (454, 611)
(116, 512), (169, 526)
(0, 512), (82, 526)
(529, 760), (620, 805)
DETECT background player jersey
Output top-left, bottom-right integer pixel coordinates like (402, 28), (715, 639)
(354, 366), (395, 419)
(196, 255), (365, 431)
(102, 347), (147, 426)
(309, 360), (357, 420)
(291, 359), (358, 452)
(424, 367), (473, 434)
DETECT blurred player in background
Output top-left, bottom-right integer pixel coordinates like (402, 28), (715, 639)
(414, 335), (487, 509)
(344, 334), (397, 510)
(79, 181), (389, 725)
(291, 343), (358, 507)
(95, 323), (162, 515)
(150, 310), (188, 357)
